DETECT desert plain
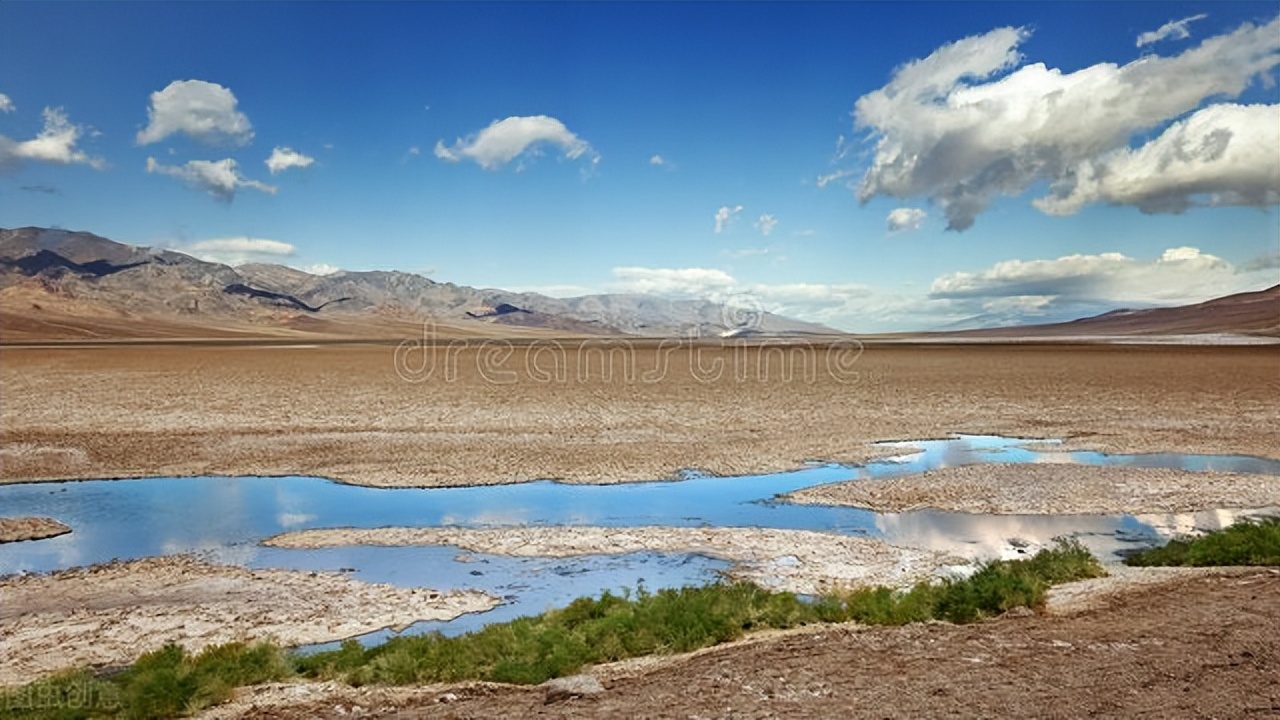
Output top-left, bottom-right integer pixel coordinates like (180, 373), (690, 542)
(2, 338), (1278, 717)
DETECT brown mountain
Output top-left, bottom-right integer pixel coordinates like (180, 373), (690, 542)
(938, 285), (1280, 339)
(0, 227), (838, 342)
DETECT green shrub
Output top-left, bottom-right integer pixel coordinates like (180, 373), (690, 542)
(1125, 517), (1280, 567)
(1, 540), (1108, 718)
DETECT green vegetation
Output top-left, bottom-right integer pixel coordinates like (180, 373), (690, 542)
(299, 538), (1102, 685)
(1, 539), (1103, 719)
(1124, 516), (1280, 567)
(0, 642), (288, 720)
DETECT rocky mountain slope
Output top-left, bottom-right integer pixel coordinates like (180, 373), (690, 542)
(0, 227), (837, 341)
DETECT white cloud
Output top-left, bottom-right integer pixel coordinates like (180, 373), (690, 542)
(649, 154), (666, 165)
(136, 79), (254, 146)
(0, 107), (104, 171)
(612, 267), (737, 297)
(726, 247), (771, 259)
(265, 146), (315, 174)
(886, 207), (927, 232)
(0, 94), (13, 113)
(755, 214), (778, 236)
(816, 168), (855, 188)
(714, 205), (743, 233)
(301, 263), (342, 276)
(1137, 14), (1208, 47)
(1034, 103), (1280, 215)
(146, 157), (276, 201)
(177, 237), (296, 265)
(852, 16), (1280, 230)
(929, 246), (1270, 307)
(434, 115), (598, 171)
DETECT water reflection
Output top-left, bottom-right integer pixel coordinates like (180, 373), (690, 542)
(1, 435), (1277, 630)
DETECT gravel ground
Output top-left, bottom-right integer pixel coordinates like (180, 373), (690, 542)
(2, 343), (1276, 488)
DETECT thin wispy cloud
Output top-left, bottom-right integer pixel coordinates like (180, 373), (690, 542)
(714, 205), (743, 234)
(1137, 14), (1208, 47)
(177, 237), (295, 265)
(755, 214), (778, 236)
(146, 157), (276, 201)
(265, 147), (314, 174)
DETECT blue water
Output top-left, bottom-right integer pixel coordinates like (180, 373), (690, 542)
(1, 434), (1276, 640)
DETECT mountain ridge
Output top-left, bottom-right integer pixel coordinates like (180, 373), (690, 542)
(0, 226), (839, 341)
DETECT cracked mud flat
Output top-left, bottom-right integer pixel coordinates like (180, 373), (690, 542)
(265, 526), (956, 595)
(2, 343), (1277, 487)
(200, 568), (1280, 720)
(787, 464), (1280, 515)
(0, 516), (72, 543)
(0, 555), (498, 687)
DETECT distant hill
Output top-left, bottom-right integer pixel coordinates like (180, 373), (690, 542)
(935, 285), (1279, 339)
(0, 227), (839, 342)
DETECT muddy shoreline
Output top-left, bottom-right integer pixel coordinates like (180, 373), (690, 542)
(786, 464), (1280, 515)
(0, 556), (498, 687)
(264, 526), (956, 595)
(0, 516), (72, 543)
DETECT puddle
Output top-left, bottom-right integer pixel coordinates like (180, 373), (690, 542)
(1, 435), (1276, 641)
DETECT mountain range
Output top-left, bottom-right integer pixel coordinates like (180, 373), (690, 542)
(1, 226), (1275, 343)
(0, 227), (836, 342)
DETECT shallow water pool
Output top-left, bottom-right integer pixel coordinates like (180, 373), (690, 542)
(1, 435), (1276, 638)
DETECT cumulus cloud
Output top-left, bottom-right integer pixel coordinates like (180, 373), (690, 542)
(177, 237), (295, 265)
(265, 146), (314, 174)
(0, 107), (104, 171)
(1034, 103), (1280, 215)
(301, 263), (342, 276)
(714, 205), (743, 233)
(1137, 14), (1208, 47)
(136, 80), (254, 146)
(649, 155), (666, 165)
(755, 214), (778, 236)
(930, 246), (1272, 308)
(146, 157), (276, 201)
(852, 16), (1280, 230)
(0, 93), (13, 113)
(434, 115), (598, 171)
(611, 267), (736, 297)
(886, 208), (927, 232)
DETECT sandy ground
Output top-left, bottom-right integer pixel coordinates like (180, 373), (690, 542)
(0, 516), (72, 543)
(2, 343), (1277, 488)
(198, 568), (1280, 720)
(787, 464), (1280, 515)
(0, 556), (498, 687)
(264, 526), (956, 595)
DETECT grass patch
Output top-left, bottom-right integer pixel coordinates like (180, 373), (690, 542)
(298, 538), (1104, 686)
(1, 539), (1105, 718)
(0, 642), (288, 720)
(1124, 517), (1280, 567)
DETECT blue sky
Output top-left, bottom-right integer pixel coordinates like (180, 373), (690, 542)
(1, 1), (1277, 332)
